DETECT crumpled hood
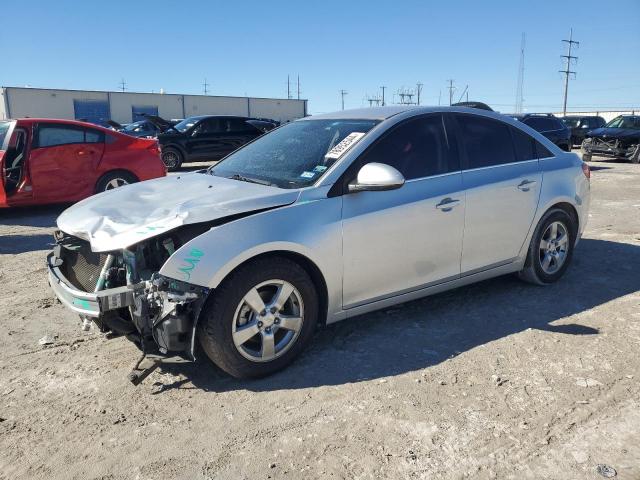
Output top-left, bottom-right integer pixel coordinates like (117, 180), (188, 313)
(588, 127), (640, 140)
(57, 172), (300, 252)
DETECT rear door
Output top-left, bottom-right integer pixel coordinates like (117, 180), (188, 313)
(219, 118), (262, 156)
(453, 113), (542, 273)
(29, 123), (105, 203)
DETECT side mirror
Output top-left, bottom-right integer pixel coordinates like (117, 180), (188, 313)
(348, 162), (405, 193)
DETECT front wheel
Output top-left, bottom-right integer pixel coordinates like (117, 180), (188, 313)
(518, 208), (576, 285)
(161, 147), (183, 171)
(198, 257), (319, 378)
(629, 145), (640, 164)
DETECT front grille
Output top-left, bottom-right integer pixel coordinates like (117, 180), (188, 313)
(593, 138), (618, 149)
(57, 235), (108, 292)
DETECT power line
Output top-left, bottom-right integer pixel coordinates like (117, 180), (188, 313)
(560, 28), (579, 116)
(515, 33), (526, 113)
(339, 90), (348, 110)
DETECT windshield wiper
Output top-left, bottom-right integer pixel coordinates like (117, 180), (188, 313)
(227, 174), (273, 186)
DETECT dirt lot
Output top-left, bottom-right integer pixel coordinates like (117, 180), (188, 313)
(1, 155), (639, 480)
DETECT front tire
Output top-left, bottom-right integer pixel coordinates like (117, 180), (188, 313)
(518, 208), (576, 285)
(198, 256), (319, 379)
(629, 145), (640, 164)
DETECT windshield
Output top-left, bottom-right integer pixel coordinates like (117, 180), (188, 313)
(605, 116), (640, 130)
(562, 117), (580, 127)
(123, 121), (151, 132)
(172, 117), (200, 132)
(209, 119), (379, 188)
(0, 121), (11, 149)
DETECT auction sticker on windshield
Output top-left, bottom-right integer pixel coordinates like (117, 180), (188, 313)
(325, 132), (366, 160)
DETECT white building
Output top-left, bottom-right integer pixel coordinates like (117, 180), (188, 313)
(0, 86), (308, 125)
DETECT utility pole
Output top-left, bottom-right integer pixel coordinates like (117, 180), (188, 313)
(416, 82), (423, 105)
(287, 75), (291, 99)
(447, 79), (455, 106)
(119, 78), (127, 92)
(515, 33), (526, 113)
(297, 75), (300, 100)
(560, 28), (579, 116)
(438, 90), (442, 106)
(380, 86), (386, 106)
(339, 90), (348, 110)
(203, 78), (209, 95)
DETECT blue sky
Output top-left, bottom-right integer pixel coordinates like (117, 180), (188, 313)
(2, 0), (639, 114)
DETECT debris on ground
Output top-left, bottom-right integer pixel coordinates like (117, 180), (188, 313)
(38, 335), (56, 346)
(596, 464), (617, 478)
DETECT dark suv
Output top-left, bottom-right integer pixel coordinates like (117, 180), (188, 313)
(561, 115), (606, 146)
(157, 115), (277, 170)
(510, 114), (571, 151)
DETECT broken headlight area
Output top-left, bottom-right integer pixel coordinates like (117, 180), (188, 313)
(50, 230), (210, 361)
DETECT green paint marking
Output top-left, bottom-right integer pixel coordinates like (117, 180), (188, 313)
(178, 248), (205, 281)
(73, 298), (91, 309)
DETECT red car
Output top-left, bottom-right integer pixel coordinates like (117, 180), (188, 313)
(0, 118), (166, 208)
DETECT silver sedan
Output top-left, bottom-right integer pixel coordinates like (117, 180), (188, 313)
(47, 106), (590, 381)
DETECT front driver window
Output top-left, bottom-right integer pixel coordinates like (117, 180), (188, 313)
(358, 115), (456, 180)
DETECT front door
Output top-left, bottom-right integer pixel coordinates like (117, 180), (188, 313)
(342, 114), (465, 308)
(452, 113), (542, 273)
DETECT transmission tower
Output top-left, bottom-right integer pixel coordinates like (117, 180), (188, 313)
(560, 28), (579, 116)
(446, 80), (456, 106)
(515, 33), (526, 113)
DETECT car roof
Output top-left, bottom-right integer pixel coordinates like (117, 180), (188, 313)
(184, 115), (249, 121)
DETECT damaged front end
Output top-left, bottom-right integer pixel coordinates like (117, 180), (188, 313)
(47, 229), (210, 384)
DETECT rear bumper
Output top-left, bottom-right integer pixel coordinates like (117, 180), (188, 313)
(47, 252), (137, 318)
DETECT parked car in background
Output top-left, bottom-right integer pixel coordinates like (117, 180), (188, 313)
(107, 115), (181, 139)
(561, 115), (606, 146)
(0, 118), (166, 207)
(510, 113), (571, 151)
(47, 106), (590, 382)
(157, 115), (278, 170)
(582, 115), (640, 163)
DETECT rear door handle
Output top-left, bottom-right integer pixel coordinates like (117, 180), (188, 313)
(435, 198), (460, 211)
(517, 179), (537, 191)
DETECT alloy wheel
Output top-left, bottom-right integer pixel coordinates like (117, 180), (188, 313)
(232, 280), (304, 362)
(539, 221), (569, 274)
(104, 178), (129, 190)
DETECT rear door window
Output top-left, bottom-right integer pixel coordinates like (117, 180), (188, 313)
(37, 124), (104, 147)
(511, 127), (536, 161)
(524, 117), (557, 132)
(358, 114), (457, 180)
(455, 114), (516, 169)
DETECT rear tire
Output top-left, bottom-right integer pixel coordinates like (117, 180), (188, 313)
(518, 208), (576, 285)
(95, 171), (137, 193)
(198, 256), (318, 379)
(161, 147), (183, 171)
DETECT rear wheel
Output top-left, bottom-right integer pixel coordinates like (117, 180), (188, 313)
(95, 171), (137, 193)
(519, 208), (576, 285)
(198, 257), (318, 378)
(161, 147), (183, 170)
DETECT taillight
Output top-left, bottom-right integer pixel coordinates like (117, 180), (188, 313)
(582, 162), (591, 179)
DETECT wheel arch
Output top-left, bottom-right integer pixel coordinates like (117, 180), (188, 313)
(209, 250), (330, 327)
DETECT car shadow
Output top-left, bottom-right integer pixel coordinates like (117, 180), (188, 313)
(0, 234), (54, 254)
(156, 238), (640, 393)
(0, 204), (67, 228)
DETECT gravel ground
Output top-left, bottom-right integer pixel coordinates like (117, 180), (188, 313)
(0, 155), (638, 480)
